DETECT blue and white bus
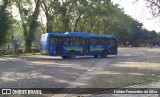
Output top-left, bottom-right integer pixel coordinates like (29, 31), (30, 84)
(40, 32), (117, 59)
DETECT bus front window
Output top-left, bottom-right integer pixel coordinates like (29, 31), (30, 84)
(109, 39), (117, 47)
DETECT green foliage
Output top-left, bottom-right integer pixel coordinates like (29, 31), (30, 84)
(14, 0), (41, 53)
(39, 0), (160, 47)
(0, 4), (11, 46)
(7, 0), (160, 51)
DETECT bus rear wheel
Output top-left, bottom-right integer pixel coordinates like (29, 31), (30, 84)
(68, 51), (76, 59)
(61, 56), (68, 59)
(101, 51), (108, 58)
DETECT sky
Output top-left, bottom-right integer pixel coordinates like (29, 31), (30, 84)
(111, 0), (160, 32)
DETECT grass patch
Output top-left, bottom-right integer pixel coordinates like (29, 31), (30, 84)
(19, 53), (40, 56)
(155, 79), (160, 82)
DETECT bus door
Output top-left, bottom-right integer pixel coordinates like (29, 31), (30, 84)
(109, 39), (117, 54)
(49, 36), (55, 55)
(55, 36), (63, 55)
(82, 38), (90, 55)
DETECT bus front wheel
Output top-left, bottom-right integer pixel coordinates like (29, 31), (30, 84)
(101, 51), (108, 58)
(61, 56), (68, 59)
(68, 51), (76, 59)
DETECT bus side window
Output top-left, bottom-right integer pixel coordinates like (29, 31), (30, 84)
(55, 37), (58, 45)
(91, 38), (94, 45)
(50, 37), (55, 45)
(80, 38), (85, 45)
(96, 38), (99, 45)
(70, 37), (74, 45)
(60, 37), (64, 45)
(56, 37), (63, 45)
(99, 38), (105, 45)
(75, 37), (80, 45)
(105, 38), (109, 45)
(91, 38), (98, 45)
(64, 37), (70, 45)
(73, 37), (76, 45)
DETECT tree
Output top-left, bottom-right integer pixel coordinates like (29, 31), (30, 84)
(145, 0), (160, 17)
(133, 0), (160, 17)
(41, 0), (71, 32)
(14, 0), (41, 53)
(0, 0), (11, 46)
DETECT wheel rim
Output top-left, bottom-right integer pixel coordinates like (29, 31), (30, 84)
(69, 51), (75, 59)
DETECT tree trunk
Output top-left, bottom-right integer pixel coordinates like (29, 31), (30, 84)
(24, 37), (32, 53)
(17, 0), (41, 53)
(46, 16), (54, 32)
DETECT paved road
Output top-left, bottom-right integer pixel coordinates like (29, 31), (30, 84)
(0, 48), (160, 97)
(0, 55), (108, 88)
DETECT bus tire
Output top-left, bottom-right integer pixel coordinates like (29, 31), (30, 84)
(94, 55), (98, 58)
(101, 51), (107, 58)
(68, 51), (76, 59)
(61, 56), (68, 59)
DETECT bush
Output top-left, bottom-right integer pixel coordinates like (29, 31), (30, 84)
(4, 49), (12, 55)
(0, 51), (2, 56)
(32, 48), (40, 53)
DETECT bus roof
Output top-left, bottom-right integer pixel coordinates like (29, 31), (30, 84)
(46, 32), (116, 39)
(65, 32), (90, 38)
(90, 34), (116, 39)
(48, 32), (66, 37)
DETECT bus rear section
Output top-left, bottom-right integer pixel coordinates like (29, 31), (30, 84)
(48, 33), (66, 56)
(40, 33), (49, 55)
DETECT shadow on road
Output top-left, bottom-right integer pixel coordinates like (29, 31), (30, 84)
(0, 48), (160, 96)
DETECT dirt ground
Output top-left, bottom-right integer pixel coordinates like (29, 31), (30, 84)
(0, 47), (160, 97)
